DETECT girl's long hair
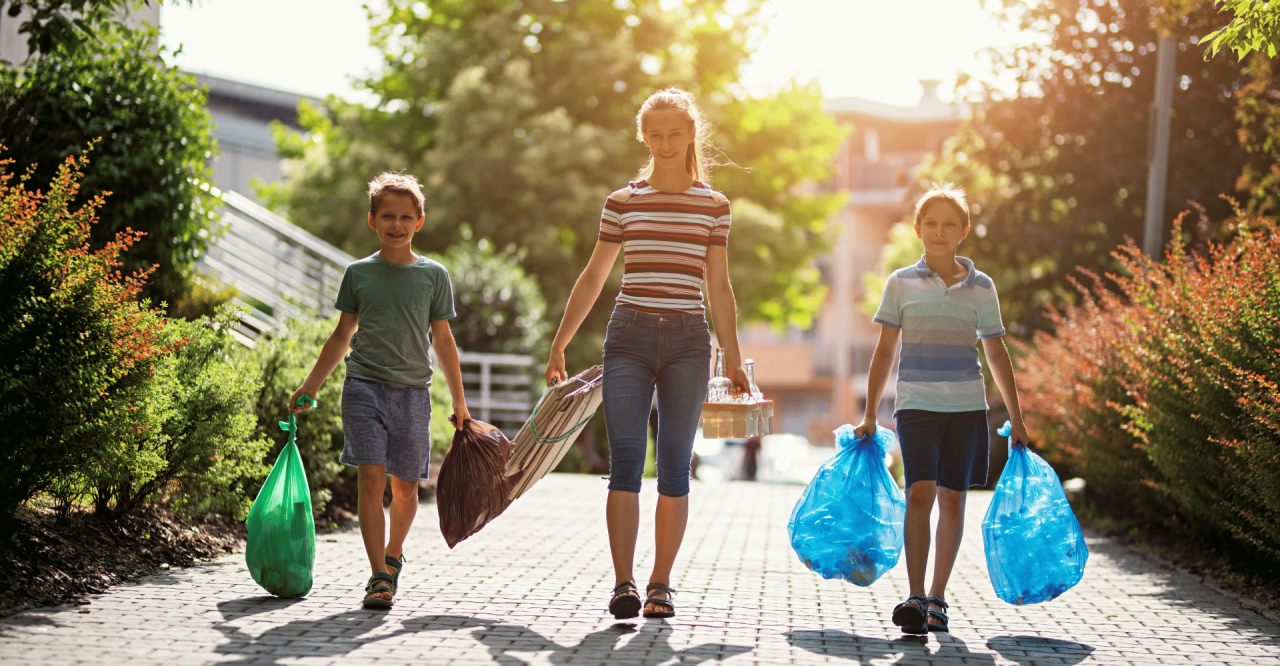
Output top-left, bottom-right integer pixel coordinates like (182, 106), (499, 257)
(635, 88), (717, 184)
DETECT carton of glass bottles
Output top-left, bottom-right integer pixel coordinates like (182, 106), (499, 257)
(700, 400), (774, 439)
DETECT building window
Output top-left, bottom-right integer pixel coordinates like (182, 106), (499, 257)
(864, 128), (880, 164)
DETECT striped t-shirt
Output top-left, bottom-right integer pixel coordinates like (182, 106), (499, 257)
(598, 180), (731, 314)
(873, 255), (1006, 413)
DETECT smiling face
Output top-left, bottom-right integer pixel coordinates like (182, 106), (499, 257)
(914, 199), (969, 257)
(367, 192), (424, 251)
(641, 108), (694, 176)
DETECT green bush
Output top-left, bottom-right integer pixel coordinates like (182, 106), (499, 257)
(1017, 207), (1280, 562)
(77, 306), (271, 519)
(0, 149), (172, 520)
(426, 239), (549, 358)
(242, 315), (350, 519)
(0, 25), (218, 308)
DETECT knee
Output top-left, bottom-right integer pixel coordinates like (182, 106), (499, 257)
(905, 481), (937, 510)
(358, 465), (387, 493)
(391, 477), (419, 503)
(936, 488), (966, 516)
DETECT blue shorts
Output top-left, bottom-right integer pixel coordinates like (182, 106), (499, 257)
(896, 409), (989, 491)
(340, 377), (433, 482)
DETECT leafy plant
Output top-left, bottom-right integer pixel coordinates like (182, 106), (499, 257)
(0, 148), (173, 520)
(81, 306), (271, 519)
(1200, 0), (1280, 60)
(1017, 205), (1280, 562)
(0, 24), (218, 309)
(241, 315), (349, 519)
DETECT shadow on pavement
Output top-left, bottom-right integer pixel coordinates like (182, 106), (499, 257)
(471, 621), (751, 666)
(212, 598), (749, 666)
(987, 635), (1095, 666)
(1080, 536), (1280, 645)
(784, 629), (933, 664)
(213, 597), (494, 665)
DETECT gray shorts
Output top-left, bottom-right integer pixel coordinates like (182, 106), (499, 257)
(340, 377), (433, 481)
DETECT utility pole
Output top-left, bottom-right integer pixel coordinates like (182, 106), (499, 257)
(1143, 34), (1177, 257)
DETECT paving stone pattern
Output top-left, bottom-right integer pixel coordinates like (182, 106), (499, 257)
(2, 473), (1277, 665)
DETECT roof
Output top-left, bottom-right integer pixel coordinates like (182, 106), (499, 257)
(825, 80), (969, 123)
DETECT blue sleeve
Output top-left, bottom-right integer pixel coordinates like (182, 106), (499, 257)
(872, 274), (901, 329)
(976, 285), (1006, 339)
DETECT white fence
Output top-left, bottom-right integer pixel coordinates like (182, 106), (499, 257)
(197, 187), (535, 434)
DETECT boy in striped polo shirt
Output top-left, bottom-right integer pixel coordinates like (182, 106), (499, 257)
(855, 182), (1031, 635)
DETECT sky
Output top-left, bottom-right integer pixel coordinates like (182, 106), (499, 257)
(159, 0), (1031, 107)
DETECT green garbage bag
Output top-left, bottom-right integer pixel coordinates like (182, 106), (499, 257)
(245, 395), (316, 597)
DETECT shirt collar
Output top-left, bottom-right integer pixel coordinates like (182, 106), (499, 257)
(915, 254), (979, 287)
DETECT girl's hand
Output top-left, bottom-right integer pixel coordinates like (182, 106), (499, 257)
(726, 365), (749, 397)
(289, 385), (318, 413)
(853, 417), (878, 439)
(452, 404), (472, 430)
(545, 350), (568, 387)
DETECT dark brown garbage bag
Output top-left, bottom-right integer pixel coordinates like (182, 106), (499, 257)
(437, 417), (524, 548)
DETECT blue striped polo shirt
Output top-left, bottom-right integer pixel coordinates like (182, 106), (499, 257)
(873, 255), (1006, 413)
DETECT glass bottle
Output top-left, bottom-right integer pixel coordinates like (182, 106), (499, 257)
(745, 358), (764, 401)
(706, 347), (732, 403)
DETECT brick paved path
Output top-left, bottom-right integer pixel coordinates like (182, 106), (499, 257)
(2, 473), (1277, 665)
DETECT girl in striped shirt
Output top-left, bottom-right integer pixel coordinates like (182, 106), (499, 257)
(545, 88), (749, 620)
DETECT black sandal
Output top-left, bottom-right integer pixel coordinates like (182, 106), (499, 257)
(385, 554), (405, 590)
(609, 580), (641, 619)
(643, 583), (676, 619)
(925, 595), (949, 633)
(892, 594), (928, 635)
(363, 572), (395, 609)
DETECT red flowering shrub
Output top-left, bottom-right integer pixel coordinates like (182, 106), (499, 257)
(0, 148), (175, 518)
(1017, 206), (1280, 561)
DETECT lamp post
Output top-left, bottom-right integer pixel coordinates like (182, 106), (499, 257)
(1143, 34), (1177, 258)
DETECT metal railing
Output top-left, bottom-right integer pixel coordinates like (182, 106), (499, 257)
(196, 187), (534, 433)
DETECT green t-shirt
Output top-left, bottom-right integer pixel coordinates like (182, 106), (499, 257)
(334, 254), (456, 388)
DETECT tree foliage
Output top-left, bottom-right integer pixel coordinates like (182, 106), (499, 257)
(920, 0), (1278, 331)
(1, 0), (190, 59)
(0, 25), (218, 308)
(261, 0), (843, 369)
(1200, 0), (1280, 60)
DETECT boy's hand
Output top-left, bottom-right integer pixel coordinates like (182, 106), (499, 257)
(1009, 420), (1033, 449)
(545, 350), (568, 386)
(853, 417), (878, 439)
(452, 404), (471, 430)
(289, 385), (318, 413)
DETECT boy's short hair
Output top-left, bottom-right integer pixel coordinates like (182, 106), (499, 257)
(368, 172), (425, 218)
(913, 182), (970, 228)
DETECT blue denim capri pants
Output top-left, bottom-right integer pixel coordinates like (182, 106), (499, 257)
(602, 306), (711, 497)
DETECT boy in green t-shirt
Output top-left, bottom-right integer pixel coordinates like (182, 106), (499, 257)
(291, 172), (470, 609)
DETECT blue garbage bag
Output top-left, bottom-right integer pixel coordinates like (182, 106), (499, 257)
(788, 425), (905, 586)
(982, 421), (1088, 605)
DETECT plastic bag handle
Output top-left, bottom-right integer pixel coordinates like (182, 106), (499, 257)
(280, 394), (318, 434)
(997, 419), (1030, 451)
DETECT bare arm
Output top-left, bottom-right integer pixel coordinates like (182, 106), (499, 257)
(854, 324), (901, 437)
(431, 319), (471, 429)
(290, 311), (359, 412)
(704, 244), (749, 394)
(544, 238), (621, 385)
(982, 335), (1031, 446)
